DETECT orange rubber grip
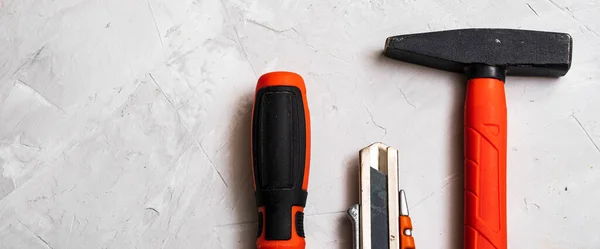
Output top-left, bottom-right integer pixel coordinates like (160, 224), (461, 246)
(251, 72), (311, 249)
(464, 78), (507, 249)
(399, 216), (416, 249)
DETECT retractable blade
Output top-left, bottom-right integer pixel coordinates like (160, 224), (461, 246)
(347, 142), (415, 249)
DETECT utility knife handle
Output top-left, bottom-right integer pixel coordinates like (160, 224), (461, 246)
(400, 216), (416, 249)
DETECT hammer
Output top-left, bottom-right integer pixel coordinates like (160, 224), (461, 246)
(383, 29), (572, 248)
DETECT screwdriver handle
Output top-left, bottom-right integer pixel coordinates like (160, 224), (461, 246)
(464, 78), (507, 249)
(251, 72), (311, 249)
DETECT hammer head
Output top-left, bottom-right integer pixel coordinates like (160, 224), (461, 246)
(384, 29), (572, 78)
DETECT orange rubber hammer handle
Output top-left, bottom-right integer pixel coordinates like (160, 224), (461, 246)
(251, 72), (311, 249)
(464, 78), (507, 249)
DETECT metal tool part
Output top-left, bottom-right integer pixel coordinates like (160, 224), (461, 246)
(348, 143), (415, 249)
(348, 204), (360, 249)
(384, 29), (572, 79)
(399, 190), (409, 217)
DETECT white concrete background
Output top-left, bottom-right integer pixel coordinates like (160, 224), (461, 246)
(0, 0), (598, 248)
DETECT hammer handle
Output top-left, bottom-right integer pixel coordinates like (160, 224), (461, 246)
(252, 72), (311, 249)
(464, 78), (507, 249)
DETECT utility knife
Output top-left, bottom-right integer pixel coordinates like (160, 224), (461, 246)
(348, 143), (416, 249)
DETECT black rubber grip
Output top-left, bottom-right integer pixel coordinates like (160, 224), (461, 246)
(252, 86), (308, 241)
(296, 211), (305, 238)
(257, 212), (263, 238)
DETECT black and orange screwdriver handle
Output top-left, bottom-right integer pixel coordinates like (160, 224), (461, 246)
(251, 72), (311, 249)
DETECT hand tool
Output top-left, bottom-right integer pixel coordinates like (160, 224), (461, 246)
(251, 71), (311, 249)
(383, 29), (572, 249)
(348, 142), (416, 249)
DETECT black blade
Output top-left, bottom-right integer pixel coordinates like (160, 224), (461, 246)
(370, 167), (389, 249)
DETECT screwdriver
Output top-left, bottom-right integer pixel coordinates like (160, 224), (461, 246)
(251, 72), (311, 249)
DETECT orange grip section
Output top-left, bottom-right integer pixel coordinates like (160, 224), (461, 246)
(257, 206), (306, 249)
(464, 78), (507, 249)
(399, 216), (416, 249)
(256, 72), (307, 92)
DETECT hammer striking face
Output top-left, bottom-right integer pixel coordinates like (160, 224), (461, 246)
(383, 28), (572, 249)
